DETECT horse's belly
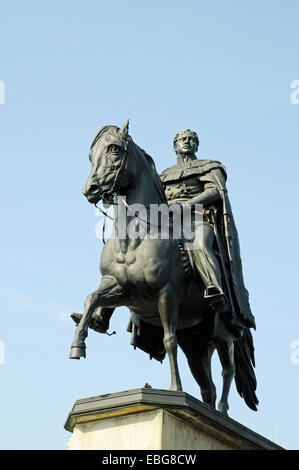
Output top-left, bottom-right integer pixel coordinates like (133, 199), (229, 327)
(131, 292), (210, 330)
(133, 311), (205, 330)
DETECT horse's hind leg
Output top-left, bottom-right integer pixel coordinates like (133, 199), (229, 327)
(216, 340), (235, 416)
(178, 331), (216, 408)
(158, 286), (182, 391)
(70, 276), (125, 359)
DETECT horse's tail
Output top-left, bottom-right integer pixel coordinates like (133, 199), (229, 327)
(234, 328), (259, 411)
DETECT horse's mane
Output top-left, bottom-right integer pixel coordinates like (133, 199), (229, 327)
(135, 145), (167, 204)
(91, 125), (167, 204)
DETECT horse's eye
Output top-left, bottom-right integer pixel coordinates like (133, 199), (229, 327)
(110, 145), (120, 153)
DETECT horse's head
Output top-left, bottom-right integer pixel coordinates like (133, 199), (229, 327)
(83, 120), (137, 204)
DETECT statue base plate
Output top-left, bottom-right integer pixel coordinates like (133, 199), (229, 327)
(64, 388), (282, 450)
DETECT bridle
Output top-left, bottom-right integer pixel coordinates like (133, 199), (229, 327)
(93, 135), (132, 242)
(100, 135), (131, 207)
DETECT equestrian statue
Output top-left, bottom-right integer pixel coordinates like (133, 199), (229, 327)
(70, 121), (258, 416)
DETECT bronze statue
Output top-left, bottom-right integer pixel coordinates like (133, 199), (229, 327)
(70, 121), (258, 416)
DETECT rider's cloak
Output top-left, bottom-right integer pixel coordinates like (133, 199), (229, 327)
(159, 159), (256, 330)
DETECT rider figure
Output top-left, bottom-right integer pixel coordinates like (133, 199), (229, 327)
(160, 129), (227, 312)
(160, 129), (255, 330)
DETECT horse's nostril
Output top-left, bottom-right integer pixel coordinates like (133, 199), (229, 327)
(89, 185), (100, 195)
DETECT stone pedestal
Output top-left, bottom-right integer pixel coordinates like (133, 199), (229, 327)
(64, 388), (283, 450)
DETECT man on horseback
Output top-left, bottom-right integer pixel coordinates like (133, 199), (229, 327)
(72, 125), (255, 339)
(159, 129), (255, 330)
(69, 122), (258, 414)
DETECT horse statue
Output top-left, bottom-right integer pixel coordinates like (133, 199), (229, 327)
(70, 121), (258, 416)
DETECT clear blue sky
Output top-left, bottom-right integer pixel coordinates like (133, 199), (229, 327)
(0, 0), (298, 450)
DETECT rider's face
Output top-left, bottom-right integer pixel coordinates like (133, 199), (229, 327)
(175, 132), (197, 155)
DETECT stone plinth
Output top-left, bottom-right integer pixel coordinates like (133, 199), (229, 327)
(64, 388), (283, 450)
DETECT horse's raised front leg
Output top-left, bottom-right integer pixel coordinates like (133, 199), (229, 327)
(70, 275), (125, 359)
(158, 286), (182, 391)
(216, 339), (235, 416)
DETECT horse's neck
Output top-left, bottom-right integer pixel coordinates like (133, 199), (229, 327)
(113, 157), (164, 248)
(126, 160), (163, 207)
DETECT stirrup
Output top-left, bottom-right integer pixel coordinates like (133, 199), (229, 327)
(204, 284), (224, 300)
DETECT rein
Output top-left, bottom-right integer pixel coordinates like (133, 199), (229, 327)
(94, 197), (160, 245)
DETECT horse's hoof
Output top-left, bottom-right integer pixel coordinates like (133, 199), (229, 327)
(218, 404), (229, 416)
(70, 346), (86, 359)
(170, 384), (183, 392)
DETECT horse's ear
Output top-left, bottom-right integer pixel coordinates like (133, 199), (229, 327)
(119, 119), (129, 138)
